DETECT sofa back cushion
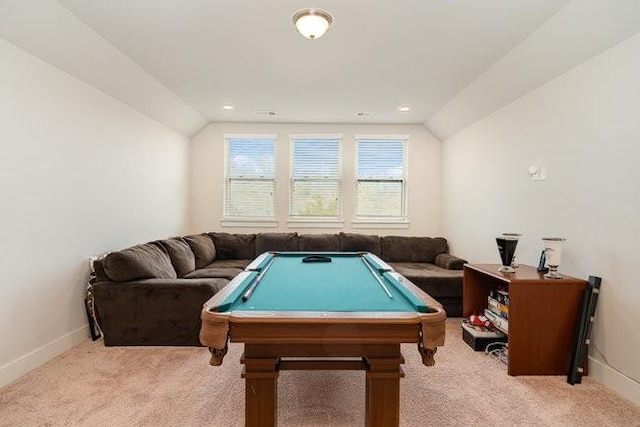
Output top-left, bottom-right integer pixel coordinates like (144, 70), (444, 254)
(339, 232), (381, 256)
(380, 236), (448, 263)
(209, 232), (256, 260)
(183, 234), (216, 269)
(103, 243), (176, 282)
(299, 234), (340, 252)
(160, 238), (196, 277)
(255, 232), (299, 254)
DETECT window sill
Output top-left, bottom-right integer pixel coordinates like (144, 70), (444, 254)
(221, 219), (278, 228)
(352, 220), (409, 229)
(287, 218), (345, 228)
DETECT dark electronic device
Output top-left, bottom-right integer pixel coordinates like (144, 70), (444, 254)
(568, 275), (602, 385)
(537, 250), (549, 273)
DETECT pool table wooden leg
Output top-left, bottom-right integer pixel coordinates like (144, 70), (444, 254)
(241, 355), (279, 427)
(364, 356), (404, 427)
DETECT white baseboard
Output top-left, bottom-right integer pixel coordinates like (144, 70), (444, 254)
(588, 355), (640, 406)
(0, 325), (90, 388)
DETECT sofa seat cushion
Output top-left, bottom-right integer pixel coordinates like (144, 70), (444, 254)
(159, 238), (196, 277)
(390, 262), (463, 298)
(256, 232), (299, 254)
(339, 232), (381, 256)
(103, 243), (176, 282)
(381, 236), (448, 263)
(184, 234), (216, 269)
(184, 267), (243, 280)
(299, 234), (340, 252)
(209, 233), (256, 260)
(205, 259), (253, 269)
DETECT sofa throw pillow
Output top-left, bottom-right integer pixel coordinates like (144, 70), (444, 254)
(255, 232), (299, 254)
(380, 236), (449, 263)
(298, 234), (340, 252)
(184, 234), (216, 269)
(90, 253), (111, 284)
(160, 238), (196, 277)
(209, 233), (256, 260)
(103, 243), (177, 282)
(338, 232), (381, 256)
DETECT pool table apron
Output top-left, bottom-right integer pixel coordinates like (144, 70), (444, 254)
(200, 302), (446, 367)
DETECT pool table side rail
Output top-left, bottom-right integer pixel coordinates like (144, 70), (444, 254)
(248, 251), (394, 272)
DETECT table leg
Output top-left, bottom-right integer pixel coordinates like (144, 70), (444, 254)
(241, 356), (279, 427)
(364, 357), (404, 427)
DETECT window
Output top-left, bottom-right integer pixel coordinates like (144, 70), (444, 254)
(355, 136), (407, 221)
(290, 135), (341, 219)
(224, 135), (276, 219)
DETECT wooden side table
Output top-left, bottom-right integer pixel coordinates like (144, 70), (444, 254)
(463, 264), (587, 376)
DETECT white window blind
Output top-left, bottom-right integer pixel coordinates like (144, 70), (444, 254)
(225, 136), (275, 218)
(356, 138), (406, 219)
(290, 137), (341, 218)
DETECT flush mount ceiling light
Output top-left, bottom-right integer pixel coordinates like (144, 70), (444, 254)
(292, 8), (333, 40)
(222, 105), (234, 110)
(398, 105), (411, 112)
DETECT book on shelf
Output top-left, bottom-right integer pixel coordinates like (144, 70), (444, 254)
(487, 296), (509, 320)
(489, 288), (509, 306)
(484, 308), (509, 334)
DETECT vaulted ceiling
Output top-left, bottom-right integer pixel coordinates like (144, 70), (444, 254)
(2, 1), (640, 138)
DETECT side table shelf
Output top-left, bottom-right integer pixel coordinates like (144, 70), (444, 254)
(463, 264), (587, 376)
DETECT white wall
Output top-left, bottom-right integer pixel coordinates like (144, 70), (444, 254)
(442, 32), (640, 404)
(0, 39), (189, 386)
(189, 123), (442, 237)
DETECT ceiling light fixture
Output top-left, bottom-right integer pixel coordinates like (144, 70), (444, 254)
(398, 105), (410, 112)
(222, 105), (234, 110)
(292, 8), (333, 40)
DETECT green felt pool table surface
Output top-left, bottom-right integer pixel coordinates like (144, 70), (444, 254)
(216, 252), (428, 314)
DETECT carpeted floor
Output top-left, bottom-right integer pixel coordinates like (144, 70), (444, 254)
(1, 319), (638, 426)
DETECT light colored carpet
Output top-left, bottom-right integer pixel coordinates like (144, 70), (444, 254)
(1, 319), (638, 426)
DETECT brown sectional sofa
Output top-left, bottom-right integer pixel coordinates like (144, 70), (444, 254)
(90, 232), (466, 346)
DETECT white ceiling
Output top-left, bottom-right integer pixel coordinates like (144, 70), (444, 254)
(3, 1), (640, 138)
(57, 0), (569, 125)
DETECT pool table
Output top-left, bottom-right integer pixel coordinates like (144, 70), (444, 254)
(200, 252), (446, 427)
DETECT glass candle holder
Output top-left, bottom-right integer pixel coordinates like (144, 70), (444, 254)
(496, 235), (519, 273)
(542, 237), (566, 279)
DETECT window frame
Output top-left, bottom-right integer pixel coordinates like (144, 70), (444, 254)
(221, 134), (278, 228)
(353, 134), (409, 228)
(287, 134), (344, 228)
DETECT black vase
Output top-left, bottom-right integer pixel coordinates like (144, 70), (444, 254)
(496, 236), (518, 273)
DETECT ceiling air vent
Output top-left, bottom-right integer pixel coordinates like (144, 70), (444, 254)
(356, 111), (382, 117)
(253, 110), (277, 116)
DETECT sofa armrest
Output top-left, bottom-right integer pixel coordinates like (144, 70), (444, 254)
(434, 253), (467, 270)
(92, 278), (229, 346)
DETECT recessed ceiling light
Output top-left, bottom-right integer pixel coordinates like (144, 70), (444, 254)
(222, 105), (234, 110)
(398, 105), (410, 112)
